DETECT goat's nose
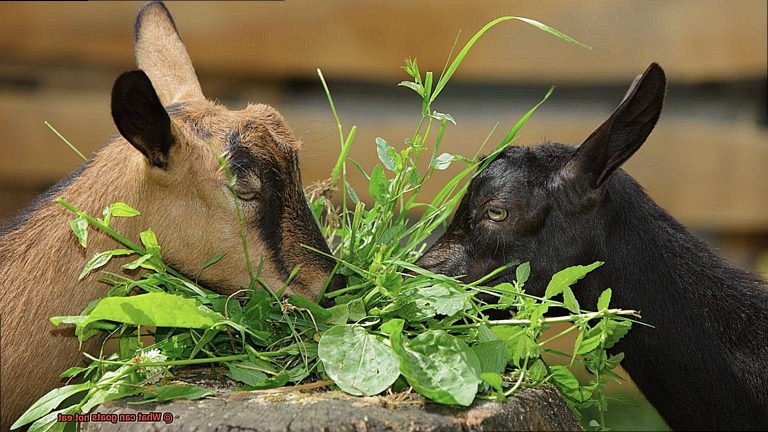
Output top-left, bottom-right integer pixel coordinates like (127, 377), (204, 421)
(319, 273), (346, 307)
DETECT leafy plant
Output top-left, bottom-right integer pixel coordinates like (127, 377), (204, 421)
(15, 16), (641, 432)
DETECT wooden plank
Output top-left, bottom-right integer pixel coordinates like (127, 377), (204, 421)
(0, 0), (764, 84)
(1, 89), (767, 231)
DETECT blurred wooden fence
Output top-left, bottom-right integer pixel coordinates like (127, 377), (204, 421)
(1, 0), (766, 233)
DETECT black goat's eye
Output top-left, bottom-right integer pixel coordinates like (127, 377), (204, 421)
(237, 191), (258, 201)
(487, 206), (508, 222)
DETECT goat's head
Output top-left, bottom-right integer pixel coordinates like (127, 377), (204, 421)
(110, 2), (342, 299)
(417, 63), (666, 297)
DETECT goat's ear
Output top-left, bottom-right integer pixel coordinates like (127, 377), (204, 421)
(111, 70), (175, 169)
(564, 63), (666, 191)
(133, 1), (203, 105)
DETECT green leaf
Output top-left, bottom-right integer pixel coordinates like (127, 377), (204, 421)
(109, 202), (141, 217)
(26, 408), (72, 432)
(472, 340), (508, 374)
(562, 286), (580, 313)
(139, 229), (160, 254)
(398, 330), (481, 406)
(431, 111), (456, 125)
(141, 385), (211, 403)
(577, 333), (603, 355)
(480, 372), (505, 398)
(431, 153), (454, 170)
(78, 249), (135, 280)
(11, 383), (90, 429)
(398, 80), (423, 96)
(603, 318), (632, 349)
(516, 262), (530, 285)
(375, 137), (398, 171)
(549, 365), (586, 403)
(597, 288), (612, 310)
(72, 293), (225, 337)
(201, 253), (226, 271)
(122, 254), (153, 270)
(544, 261), (604, 299)
(318, 325), (400, 396)
(394, 283), (470, 321)
(226, 362), (269, 386)
(369, 165), (388, 202)
(69, 216), (88, 248)
(431, 16), (587, 104)
(288, 295), (331, 323)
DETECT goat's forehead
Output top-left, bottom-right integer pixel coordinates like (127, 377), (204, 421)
(169, 101), (299, 155)
(473, 144), (572, 192)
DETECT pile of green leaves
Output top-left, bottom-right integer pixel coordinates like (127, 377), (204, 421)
(14, 17), (641, 432)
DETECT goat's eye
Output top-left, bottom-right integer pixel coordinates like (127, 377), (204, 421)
(487, 206), (508, 222)
(237, 191), (258, 201)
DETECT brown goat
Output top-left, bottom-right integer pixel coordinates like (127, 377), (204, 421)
(0, 2), (340, 428)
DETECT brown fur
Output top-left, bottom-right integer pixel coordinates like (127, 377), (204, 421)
(0, 2), (337, 428)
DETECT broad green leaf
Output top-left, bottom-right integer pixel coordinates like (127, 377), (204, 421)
(597, 288), (612, 310)
(577, 333), (603, 355)
(544, 261), (604, 299)
(603, 318), (632, 349)
(394, 283), (470, 321)
(318, 325), (400, 396)
(76, 292), (225, 331)
(399, 330), (481, 406)
(69, 216), (88, 248)
(472, 340), (507, 374)
(78, 249), (134, 280)
(375, 137), (397, 171)
(141, 385), (211, 403)
(226, 362), (269, 386)
(431, 153), (454, 170)
(369, 165), (388, 202)
(11, 383), (89, 429)
(109, 202), (141, 218)
(516, 262), (531, 285)
(549, 365), (586, 403)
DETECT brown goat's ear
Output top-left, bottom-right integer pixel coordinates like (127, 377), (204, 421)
(133, 1), (203, 105)
(566, 63), (666, 190)
(111, 70), (174, 169)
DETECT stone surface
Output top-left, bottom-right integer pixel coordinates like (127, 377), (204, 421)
(79, 370), (579, 432)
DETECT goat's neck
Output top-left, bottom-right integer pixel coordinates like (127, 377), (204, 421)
(592, 187), (768, 429)
(0, 141), (147, 313)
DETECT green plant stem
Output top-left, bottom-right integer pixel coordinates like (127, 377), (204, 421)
(46, 121), (87, 161)
(446, 309), (639, 330)
(85, 352), (249, 367)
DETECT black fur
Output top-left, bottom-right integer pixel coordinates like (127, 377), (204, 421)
(418, 64), (768, 430)
(111, 70), (175, 169)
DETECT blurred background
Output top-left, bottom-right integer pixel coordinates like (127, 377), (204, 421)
(1, 1), (765, 430)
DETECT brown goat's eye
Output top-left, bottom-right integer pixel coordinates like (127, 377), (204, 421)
(237, 191), (258, 201)
(487, 206), (508, 222)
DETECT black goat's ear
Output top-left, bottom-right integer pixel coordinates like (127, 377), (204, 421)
(565, 63), (666, 190)
(111, 70), (175, 169)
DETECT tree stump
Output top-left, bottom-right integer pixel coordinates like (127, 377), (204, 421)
(80, 369), (579, 431)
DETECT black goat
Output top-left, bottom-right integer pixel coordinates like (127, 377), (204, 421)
(417, 63), (768, 430)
